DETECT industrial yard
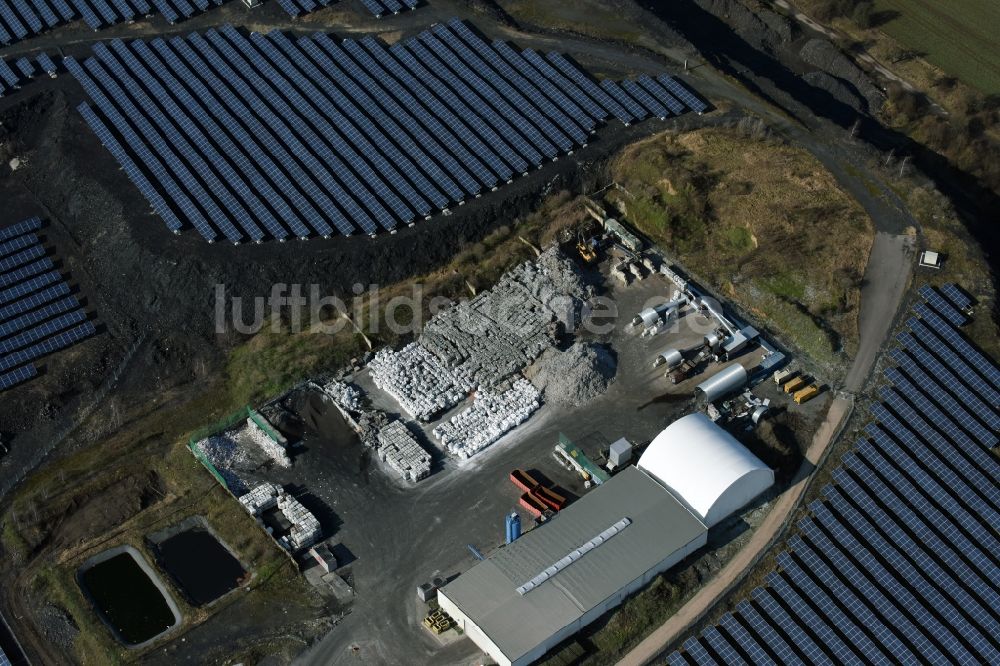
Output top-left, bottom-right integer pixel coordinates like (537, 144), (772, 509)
(1, 0), (998, 665)
(159, 215), (828, 664)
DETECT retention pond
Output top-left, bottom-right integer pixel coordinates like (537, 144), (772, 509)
(155, 527), (246, 606)
(77, 546), (180, 647)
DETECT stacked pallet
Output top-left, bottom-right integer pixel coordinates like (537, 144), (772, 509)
(369, 342), (473, 420)
(278, 493), (322, 550)
(433, 379), (541, 458)
(376, 421), (432, 481)
(238, 483), (282, 515)
(245, 418), (291, 467)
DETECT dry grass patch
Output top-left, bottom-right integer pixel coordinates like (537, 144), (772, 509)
(607, 127), (874, 370)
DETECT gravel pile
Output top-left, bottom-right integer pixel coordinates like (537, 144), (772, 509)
(528, 342), (617, 407)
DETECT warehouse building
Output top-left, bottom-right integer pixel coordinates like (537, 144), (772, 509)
(438, 416), (773, 666)
(638, 412), (775, 527)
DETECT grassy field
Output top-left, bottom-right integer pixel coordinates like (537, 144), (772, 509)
(607, 126), (874, 372)
(873, 0), (1000, 94)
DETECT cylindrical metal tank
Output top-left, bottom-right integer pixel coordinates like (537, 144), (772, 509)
(695, 363), (748, 403)
(505, 512), (521, 544)
(704, 331), (723, 351)
(751, 404), (769, 424)
(632, 297), (688, 327)
(653, 348), (684, 370)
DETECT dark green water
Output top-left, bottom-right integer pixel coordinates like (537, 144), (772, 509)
(79, 552), (176, 645)
(158, 529), (245, 606)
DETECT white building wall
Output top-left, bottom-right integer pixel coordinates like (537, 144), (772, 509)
(438, 590), (512, 666)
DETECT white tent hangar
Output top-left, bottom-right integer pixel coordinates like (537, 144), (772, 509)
(638, 413), (774, 526)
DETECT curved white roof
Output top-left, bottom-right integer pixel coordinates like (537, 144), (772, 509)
(638, 413), (774, 526)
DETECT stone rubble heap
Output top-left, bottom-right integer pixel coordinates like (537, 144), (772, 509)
(528, 342), (617, 407)
(433, 379), (541, 458)
(376, 421), (432, 482)
(245, 418), (292, 468)
(195, 432), (267, 495)
(321, 379), (365, 412)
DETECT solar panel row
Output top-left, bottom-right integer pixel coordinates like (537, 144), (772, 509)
(0, 0), (221, 49)
(918, 284), (967, 327)
(324, 0), (412, 20)
(668, 284), (1000, 665)
(73, 23), (708, 243)
(0, 220), (96, 392)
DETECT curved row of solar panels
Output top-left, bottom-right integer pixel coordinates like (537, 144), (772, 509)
(667, 283), (999, 666)
(0, 53), (59, 97)
(69, 19), (707, 244)
(0, 218), (97, 393)
(278, 0), (416, 19)
(0, 0), (225, 48)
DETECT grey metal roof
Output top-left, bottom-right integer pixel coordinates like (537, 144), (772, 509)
(440, 466), (707, 663)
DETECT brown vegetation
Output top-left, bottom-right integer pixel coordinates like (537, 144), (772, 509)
(607, 126), (874, 370)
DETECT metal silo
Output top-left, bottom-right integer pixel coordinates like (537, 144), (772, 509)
(695, 364), (748, 403)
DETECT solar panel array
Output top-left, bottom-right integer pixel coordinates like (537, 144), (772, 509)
(70, 21), (708, 244)
(0, 52), (60, 97)
(667, 283), (999, 665)
(277, 0), (415, 19)
(0, 218), (96, 392)
(0, 0), (222, 48)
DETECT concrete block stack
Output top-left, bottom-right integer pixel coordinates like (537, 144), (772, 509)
(321, 379), (365, 412)
(376, 421), (432, 482)
(278, 492), (322, 550)
(366, 248), (587, 460)
(433, 379), (541, 458)
(368, 342), (473, 420)
(245, 418), (292, 468)
(238, 483), (282, 515)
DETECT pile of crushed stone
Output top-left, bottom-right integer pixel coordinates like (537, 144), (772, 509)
(527, 342), (617, 407)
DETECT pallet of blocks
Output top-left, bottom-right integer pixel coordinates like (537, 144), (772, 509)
(239, 483), (282, 516)
(278, 492), (322, 550)
(432, 379), (541, 458)
(376, 421), (432, 481)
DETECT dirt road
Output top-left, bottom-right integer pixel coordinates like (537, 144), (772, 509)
(845, 232), (915, 392)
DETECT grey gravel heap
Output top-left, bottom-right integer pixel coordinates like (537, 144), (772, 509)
(376, 421), (432, 481)
(528, 342), (617, 407)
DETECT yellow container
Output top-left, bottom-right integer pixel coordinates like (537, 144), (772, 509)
(794, 385), (820, 404)
(784, 376), (807, 394)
